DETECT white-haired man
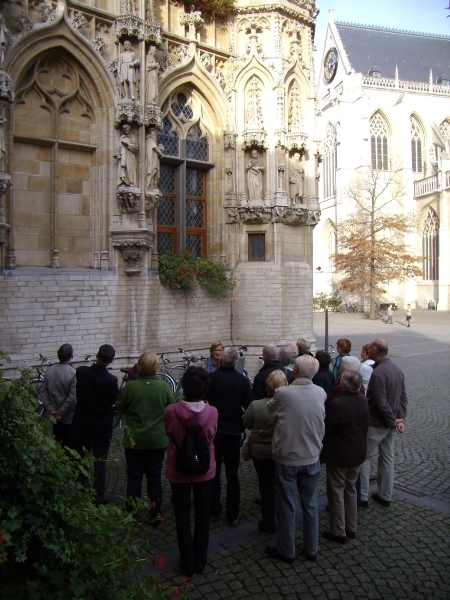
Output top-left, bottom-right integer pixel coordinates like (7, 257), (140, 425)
(265, 355), (325, 564)
(359, 338), (407, 508)
(253, 344), (294, 400)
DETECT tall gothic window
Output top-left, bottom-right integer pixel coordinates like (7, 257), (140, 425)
(370, 112), (389, 170)
(422, 209), (439, 280)
(156, 93), (212, 256)
(410, 116), (423, 173)
(439, 119), (450, 147)
(323, 124), (337, 199)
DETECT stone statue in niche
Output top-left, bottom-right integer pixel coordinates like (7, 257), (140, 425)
(246, 149), (264, 202)
(118, 40), (140, 100)
(289, 151), (304, 204)
(146, 129), (164, 189)
(145, 45), (158, 104)
(118, 123), (138, 186)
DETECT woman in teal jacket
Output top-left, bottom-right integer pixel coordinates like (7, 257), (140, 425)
(116, 351), (174, 526)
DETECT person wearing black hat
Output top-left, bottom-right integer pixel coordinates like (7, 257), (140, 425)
(70, 344), (119, 503)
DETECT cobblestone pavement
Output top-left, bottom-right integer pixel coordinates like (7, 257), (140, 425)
(105, 309), (450, 599)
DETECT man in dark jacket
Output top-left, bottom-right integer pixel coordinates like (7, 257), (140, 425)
(321, 370), (369, 543)
(70, 344), (119, 503)
(359, 337), (407, 508)
(205, 347), (253, 525)
(252, 344), (294, 400)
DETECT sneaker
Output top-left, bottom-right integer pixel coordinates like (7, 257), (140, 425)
(226, 511), (241, 526)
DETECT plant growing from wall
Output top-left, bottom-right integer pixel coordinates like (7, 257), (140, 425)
(197, 0), (235, 15)
(0, 359), (171, 600)
(159, 251), (234, 299)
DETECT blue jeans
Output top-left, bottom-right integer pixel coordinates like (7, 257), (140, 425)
(211, 432), (241, 520)
(275, 461), (320, 559)
(171, 479), (214, 576)
(125, 447), (166, 519)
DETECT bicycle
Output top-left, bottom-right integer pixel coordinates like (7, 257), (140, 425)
(155, 354), (177, 393)
(237, 345), (254, 384)
(328, 344), (337, 369)
(28, 355), (55, 421)
(161, 348), (207, 394)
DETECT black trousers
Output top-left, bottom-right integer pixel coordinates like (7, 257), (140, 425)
(171, 479), (214, 577)
(252, 456), (276, 531)
(125, 447), (166, 519)
(211, 432), (241, 520)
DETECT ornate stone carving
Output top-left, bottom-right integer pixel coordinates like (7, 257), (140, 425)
(92, 35), (106, 54)
(145, 129), (163, 189)
(0, 71), (14, 103)
(143, 103), (162, 128)
(242, 76), (268, 149)
(175, 44), (191, 64)
(246, 149), (264, 203)
(288, 151), (304, 204)
(37, 0), (57, 23)
(144, 20), (163, 45)
(145, 45), (158, 104)
(110, 230), (154, 275)
(225, 207), (239, 224)
(13, 12), (34, 34)
(0, 14), (13, 65)
(180, 6), (204, 41)
(114, 124), (138, 186)
(223, 132), (237, 149)
(116, 185), (141, 213)
(69, 11), (88, 31)
(239, 206), (271, 224)
(118, 40), (140, 100)
(114, 100), (142, 126)
(115, 15), (144, 43)
(0, 172), (12, 195)
(272, 206), (307, 224)
(145, 190), (162, 212)
(199, 51), (213, 73)
(285, 132), (308, 152)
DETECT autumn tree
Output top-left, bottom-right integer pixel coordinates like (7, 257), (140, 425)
(332, 167), (422, 319)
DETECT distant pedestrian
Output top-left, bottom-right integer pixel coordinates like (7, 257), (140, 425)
(359, 338), (407, 508)
(205, 347), (253, 525)
(386, 304), (393, 324)
(406, 304), (412, 327)
(70, 344), (119, 504)
(40, 343), (76, 446)
(321, 370), (368, 544)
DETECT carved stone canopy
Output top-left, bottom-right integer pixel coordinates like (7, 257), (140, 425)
(275, 129), (308, 152)
(144, 20), (163, 45)
(114, 100), (143, 127)
(110, 229), (154, 275)
(115, 15), (145, 42)
(225, 205), (321, 226)
(241, 129), (268, 150)
(116, 185), (141, 213)
(144, 103), (162, 128)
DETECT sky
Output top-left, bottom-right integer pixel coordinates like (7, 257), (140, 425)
(314, 0), (450, 53)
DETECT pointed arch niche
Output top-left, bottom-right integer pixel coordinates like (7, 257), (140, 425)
(156, 88), (215, 256)
(422, 208), (439, 281)
(410, 114), (424, 173)
(323, 123), (337, 199)
(322, 218), (337, 271)
(12, 52), (100, 268)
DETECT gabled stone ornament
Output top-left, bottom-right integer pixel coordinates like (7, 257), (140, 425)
(143, 103), (162, 128)
(69, 12), (88, 31)
(114, 100), (142, 126)
(144, 20), (162, 45)
(242, 129), (268, 150)
(238, 206), (272, 224)
(180, 6), (204, 41)
(110, 229), (154, 275)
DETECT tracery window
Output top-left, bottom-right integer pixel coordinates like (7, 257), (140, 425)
(323, 123), (337, 199)
(156, 92), (212, 256)
(370, 112), (389, 170)
(439, 119), (450, 147)
(422, 209), (439, 281)
(410, 116), (423, 173)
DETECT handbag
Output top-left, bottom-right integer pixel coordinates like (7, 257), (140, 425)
(242, 419), (272, 461)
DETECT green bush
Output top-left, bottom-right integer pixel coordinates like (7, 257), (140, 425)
(159, 251), (234, 299)
(0, 359), (165, 600)
(313, 291), (342, 312)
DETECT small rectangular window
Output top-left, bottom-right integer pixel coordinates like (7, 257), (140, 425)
(248, 233), (265, 261)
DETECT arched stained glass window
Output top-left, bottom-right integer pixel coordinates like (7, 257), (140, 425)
(422, 209), (439, 281)
(411, 116), (423, 173)
(370, 112), (389, 170)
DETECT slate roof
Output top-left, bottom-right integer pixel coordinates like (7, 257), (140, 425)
(335, 22), (450, 83)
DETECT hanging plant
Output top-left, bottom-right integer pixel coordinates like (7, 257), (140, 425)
(158, 252), (234, 299)
(198, 0), (235, 15)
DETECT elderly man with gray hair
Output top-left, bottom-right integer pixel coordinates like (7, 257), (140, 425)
(264, 355), (326, 564)
(253, 344), (294, 400)
(205, 347), (253, 525)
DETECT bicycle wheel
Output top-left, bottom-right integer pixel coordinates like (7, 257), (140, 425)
(112, 407), (122, 430)
(155, 371), (176, 393)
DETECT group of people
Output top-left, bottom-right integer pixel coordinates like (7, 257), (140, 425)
(41, 335), (407, 575)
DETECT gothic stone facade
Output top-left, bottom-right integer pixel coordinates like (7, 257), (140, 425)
(0, 0), (320, 365)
